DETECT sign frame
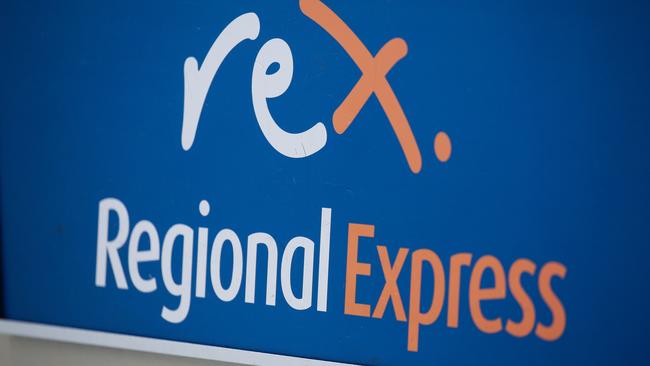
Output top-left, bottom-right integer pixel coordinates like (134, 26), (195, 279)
(0, 320), (355, 366)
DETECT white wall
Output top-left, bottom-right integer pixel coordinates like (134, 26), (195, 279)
(0, 335), (239, 366)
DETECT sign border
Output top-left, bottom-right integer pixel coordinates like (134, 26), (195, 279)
(0, 320), (356, 366)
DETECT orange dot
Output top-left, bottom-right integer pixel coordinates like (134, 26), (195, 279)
(434, 131), (452, 162)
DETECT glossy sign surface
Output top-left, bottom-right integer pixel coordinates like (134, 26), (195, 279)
(1, 1), (649, 365)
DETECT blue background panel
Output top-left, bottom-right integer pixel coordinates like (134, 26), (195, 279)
(1, 1), (650, 365)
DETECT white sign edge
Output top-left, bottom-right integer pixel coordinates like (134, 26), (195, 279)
(0, 319), (357, 366)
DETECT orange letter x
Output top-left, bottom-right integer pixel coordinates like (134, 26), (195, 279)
(300, 0), (423, 173)
(373, 246), (409, 321)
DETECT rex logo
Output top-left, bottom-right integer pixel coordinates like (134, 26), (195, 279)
(181, 0), (452, 173)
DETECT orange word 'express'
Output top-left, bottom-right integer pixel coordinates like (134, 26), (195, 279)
(344, 223), (567, 352)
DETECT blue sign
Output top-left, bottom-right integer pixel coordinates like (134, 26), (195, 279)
(1, 1), (649, 365)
